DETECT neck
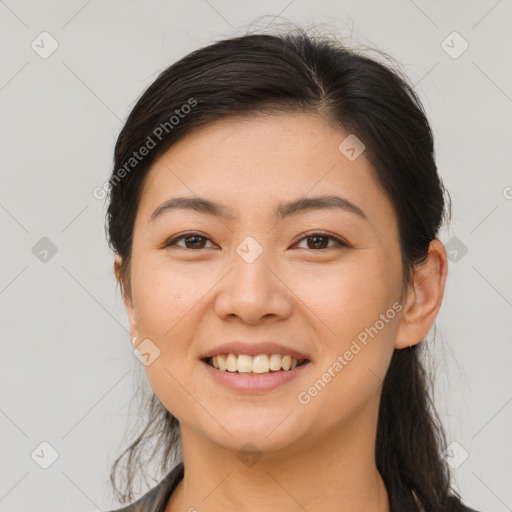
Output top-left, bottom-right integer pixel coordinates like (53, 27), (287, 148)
(166, 415), (390, 512)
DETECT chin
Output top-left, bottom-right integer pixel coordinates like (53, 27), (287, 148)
(197, 411), (305, 454)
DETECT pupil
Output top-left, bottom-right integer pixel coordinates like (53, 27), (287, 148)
(308, 236), (327, 249)
(186, 236), (204, 249)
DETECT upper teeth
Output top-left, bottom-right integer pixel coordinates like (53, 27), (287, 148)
(211, 354), (304, 373)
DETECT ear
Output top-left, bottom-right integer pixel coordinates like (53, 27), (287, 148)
(395, 239), (448, 349)
(114, 256), (138, 342)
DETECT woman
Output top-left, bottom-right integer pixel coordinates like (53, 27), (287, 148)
(104, 27), (479, 512)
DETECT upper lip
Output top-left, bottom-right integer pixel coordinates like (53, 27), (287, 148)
(200, 341), (311, 361)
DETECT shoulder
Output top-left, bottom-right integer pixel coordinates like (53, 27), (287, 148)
(106, 463), (184, 512)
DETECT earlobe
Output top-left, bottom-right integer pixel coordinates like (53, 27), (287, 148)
(394, 239), (448, 350)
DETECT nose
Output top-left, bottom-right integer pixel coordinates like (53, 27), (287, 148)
(214, 250), (293, 325)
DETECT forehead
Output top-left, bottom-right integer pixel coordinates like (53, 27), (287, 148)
(136, 113), (396, 230)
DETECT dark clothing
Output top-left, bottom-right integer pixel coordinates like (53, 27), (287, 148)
(108, 462), (480, 512)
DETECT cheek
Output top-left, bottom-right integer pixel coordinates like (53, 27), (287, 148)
(129, 261), (207, 399)
(130, 263), (209, 420)
(289, 253), (400, 405)
(290, 252), (402, 344)
(131, 259), (208, 338)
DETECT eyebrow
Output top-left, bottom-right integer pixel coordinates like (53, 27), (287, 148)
(148, 194), (368, 225)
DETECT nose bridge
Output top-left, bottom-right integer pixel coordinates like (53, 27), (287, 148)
(231, 234), (275, 297)
(214, 235), (291, 322)
(235, 235), (266, 266)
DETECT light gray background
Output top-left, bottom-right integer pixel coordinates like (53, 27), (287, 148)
(1, 1), (511, 511)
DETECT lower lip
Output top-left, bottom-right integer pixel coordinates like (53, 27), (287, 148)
(201, 360), (311, 392)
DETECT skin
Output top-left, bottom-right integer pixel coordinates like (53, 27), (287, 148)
(115, 113), (448, 512)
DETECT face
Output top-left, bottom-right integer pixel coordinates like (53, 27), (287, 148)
(121, 113), (406, 456)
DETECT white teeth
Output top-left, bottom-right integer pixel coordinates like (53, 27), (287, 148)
(226, 353), (237, 372)
(237, 354), (253, 373)
(209, 353), (305, 373)
(252, 355), (269, 373)
(269, 354), (282, 371)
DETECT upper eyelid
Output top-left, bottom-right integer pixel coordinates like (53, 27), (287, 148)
(296, 233), (347, 247)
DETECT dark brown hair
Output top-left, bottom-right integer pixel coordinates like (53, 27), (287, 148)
(106, 26), (458, 509)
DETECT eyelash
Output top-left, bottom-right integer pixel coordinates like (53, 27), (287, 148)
(164, 231), (348, 251)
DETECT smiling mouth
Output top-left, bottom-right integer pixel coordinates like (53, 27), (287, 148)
(202, 354), (309, 374)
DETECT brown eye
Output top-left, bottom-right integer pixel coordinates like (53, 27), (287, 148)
(164, 232), (347, 251)
(165, 233), (216, 249)
(295, 233), (347, 250)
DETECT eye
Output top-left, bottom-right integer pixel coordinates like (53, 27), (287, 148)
(163, 231), (348, 251)
(294, 232), (348, 250)
(164, 232), (217, 250)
